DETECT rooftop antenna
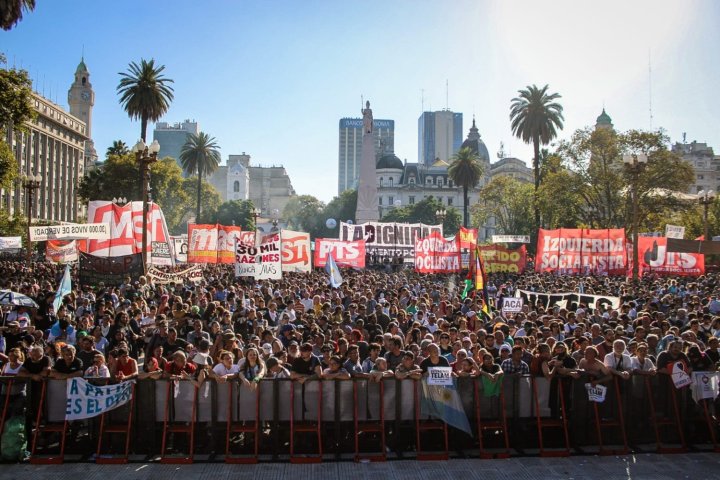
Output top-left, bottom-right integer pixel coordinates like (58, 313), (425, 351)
(649, 49), (653, 130)
(497, 142), (505, 160)
(41, 75), (45, 98)
(683, 132), (687, 143)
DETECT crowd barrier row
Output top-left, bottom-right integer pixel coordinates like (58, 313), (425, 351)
(1, 373), (719, 463)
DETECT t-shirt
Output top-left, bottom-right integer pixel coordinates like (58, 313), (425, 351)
(164, 361), (197, 376)
(291, 354), (321, 375)
(213, 363), (239, 376)
(21, 356), (50, 375)
(419, 355), (450, 373)
(656, 351), (690, 371)
(53, 357), (84, 374)
(384, 351), (403, 370)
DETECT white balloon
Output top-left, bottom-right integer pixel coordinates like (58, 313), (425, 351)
(326, 218), (337, 229)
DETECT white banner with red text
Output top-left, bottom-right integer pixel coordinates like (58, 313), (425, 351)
(281, 229), (312, 272)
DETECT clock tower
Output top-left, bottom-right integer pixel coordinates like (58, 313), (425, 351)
(68, 57), (98, 168)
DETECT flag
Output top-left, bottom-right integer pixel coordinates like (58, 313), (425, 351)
(481, 375), (503, 397)
(53, 264), (72, 313)
(461, 279), (473, 300)
(420, 379), (472, 435)
(475, 246), (489, 314)
(325, 254), (343, 288)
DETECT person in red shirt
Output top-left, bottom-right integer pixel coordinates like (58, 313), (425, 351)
(163, 350), (197, 380)
(111, 348), (138, 382)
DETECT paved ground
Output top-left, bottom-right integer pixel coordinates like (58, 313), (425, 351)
(1, 453), (719, 480)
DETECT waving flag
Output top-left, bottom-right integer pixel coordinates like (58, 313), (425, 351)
(475, 246), (489, 314)
(53, 264), (72, 313)
(420, 379), (472, 435)
(325, 254), (343, 288)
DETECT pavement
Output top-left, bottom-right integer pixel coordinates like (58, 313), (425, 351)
(1, 453), (719, 480)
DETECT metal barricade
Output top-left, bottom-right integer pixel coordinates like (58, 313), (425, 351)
(159, 380), (198, 464)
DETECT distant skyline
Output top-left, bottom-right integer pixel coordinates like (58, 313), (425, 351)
(2, 0), (719, 203)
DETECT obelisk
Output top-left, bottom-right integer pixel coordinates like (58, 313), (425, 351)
(355, 100), (379, 223)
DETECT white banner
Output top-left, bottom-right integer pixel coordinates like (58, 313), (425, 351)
(172, 235), (188, 263)
(0, 236), (21, 250)
(150, 241), (173, 266)
(501, 297), (524, 313)
(491, 235), (530, 244)
(281, 229), (312, 272)
(46, 240), (79, 263)
(671, 361), (692, 389)
(427, 367), (453, 386)
(146, 266), (203, 284)
(691, 371), (720, 403)
(30, 223), (110, 242)
(235, 232), (282, 280)
(65, 378), (134, 420)
(665, 224), (685, 239)
(585, 383), (607, 403)
(340, 221), (442, 263)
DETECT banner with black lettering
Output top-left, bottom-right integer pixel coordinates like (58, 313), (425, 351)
(340, 221), (442, 264)
(234, 232), (282, 279)
(65, 378), (134, 420)
(515, 289), (621, 311)
(79, 251), (144, 286)
(147, 266), (203, 284)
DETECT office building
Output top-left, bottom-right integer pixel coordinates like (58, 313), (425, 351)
(153, 119), (199, 167)
(338, 117), (394, 194)
(418, 110), (463, 165)
(672, 139), (720, 194)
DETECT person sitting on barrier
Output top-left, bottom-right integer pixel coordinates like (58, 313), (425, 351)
(163, 350), (196, 381)
(18, 345), (50, 381)
(49, 344), (84, 379)
(501, 345), (530, 375)
(369, 357), (393, 383)
(656, 339), (692, 375)
(578, 346), (612, 386)
(322, 355), (351, 380)
(211, 349), (239, 381)
(290, 342), (321, 384)
(84, 353), (110, 383)
(395, 351), (423, 380)
(604, 339), (632, 380)
(630, 343), (657, 375)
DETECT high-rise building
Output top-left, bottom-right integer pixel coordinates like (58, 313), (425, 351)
(338, 117), (394, 194)
(418, 110), (463, 165)
(672, 140), (720, 194)
(67, 57), (97, 169)
(153, 119), (199, 168)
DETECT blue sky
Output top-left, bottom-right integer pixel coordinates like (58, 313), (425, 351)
(2, 0), (719, 202)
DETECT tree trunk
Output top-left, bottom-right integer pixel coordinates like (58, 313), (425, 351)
(138, 114), (148, 201)
(196, 169), (202, 223)
(533, 135), (541, 230)
(463, 185), (469, 228)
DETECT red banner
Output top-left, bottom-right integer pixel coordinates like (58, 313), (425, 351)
(314, 239), (365, 268)
(478, 244), (527, 273)
(637, 237), (704, 276)
(458, 227), (478, 250)
(187, 224), (244, 264)
(217, 225), (241, 264)
(536, 228), (627, 275)
(414, 232), (460, 273)
(46, 240), (85, 263)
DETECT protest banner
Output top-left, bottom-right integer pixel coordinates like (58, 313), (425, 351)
(314, 239), (366, 268)
(665, 224), (685, 239)
(85, 201), (172, 258)
(65, 378), (134, 420)
(150, 241), (173, 266)
(414, 232), (460, 273)
(281, 229), (312, 272)
(30, 223), (110, 242)
(146, 266), (203, 284)
(427, 367), (453, 386)
(636, 237), (704, 276)
(536, 228), (627, 275)
(187, 224), (219, 263)
(515, 289), (621, 310)
(501, 297), (524, 314)
(340, 221), (442, 263)
(217, 225), (242, 264)
(491, 234), (530, 244)
(46, 240), (81, 263)
(671, 361), (692, 389)
(691, 372), (720, 403)
(171, 235), (188, 263)
(479, 244), (527, 273)
(458, 227), (478, 249)
(585, 383), (607, 403)
(79, 251), (144, 286)
(0, 237), (21, 250)
(235, 232), (282, 279)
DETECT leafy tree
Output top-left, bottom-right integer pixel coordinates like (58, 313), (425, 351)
(179, 132), (221, 224)
(536, 154), (585, 229)
(0, 61), (35, 189)
(448, 146), (484, 227)
(0, 207), (27, 241)
(106, 140), (129, 157)
(1, 0), (35, 30)
(180, 177), (221, 228)
(208, 199), (256, 230)
(509, 84), (564, 230)
(318, 189), (357, 238)
(283, 194), (325, 234)
(382, 195), (462, 235)
(117, 59), (174, 142)
(471, 176), (534, 237)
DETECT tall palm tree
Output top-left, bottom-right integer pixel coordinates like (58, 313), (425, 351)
(179, 132), (221, 223)
(509, 84), (564, 230)
(106, 140), (129, 157)
(117, 59), (174, 142)
(448, 146), (484, 227)
(1, 0), (35, 30)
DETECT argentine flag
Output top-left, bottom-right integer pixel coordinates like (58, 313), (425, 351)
(420, 378), (472, 436)
(53, 264), (72, 313)
(325, 254), (343, 288)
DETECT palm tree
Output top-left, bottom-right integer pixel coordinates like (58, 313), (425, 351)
(1, 0), (35, 30)
(106, 140), (129, 157)
(509, 84), (564, 229)
(117, 59), (174, 142)
(179, 132), (221, 223)
(448, 146), (484, 227)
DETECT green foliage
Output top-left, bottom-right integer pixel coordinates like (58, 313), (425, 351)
(0, 208), (26, 239)
(117, 59), (174, 141)
(0, 140), (18, 190)
(180, 177), (221, 228)
(471, 176), (534, 236)
(0, 0), (35, 30)
(0, 64), (36, 133)
(283, 194), (325, 235)
(179, 132), (221, 223)
(208, 199), (256, 230)
(448, 146), (484, 227)
(317, 189), (357, 238)
(106, 140), (129, 158)
(382, 196), (462, 236)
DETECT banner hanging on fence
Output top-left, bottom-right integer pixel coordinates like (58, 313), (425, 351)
(671, 361), (692, 389)
(536, 228), (627, 275)
(691, 371), (720, 403)
(427, 367), (453, 386)
(79, 251), (144, 286)
(515, 289), (621, 310)
(479, 244), (527, 273)
(65, 377), (134, 420)
(46, 240), (80, 263)
(414, 233), (460, 273)
(146, 266), (203, 284)
(281, 229), (312, 272)
(420, 379), (472, 435)
(314, 239), (366, 268)
(235, 232), (282, 279)
(585, 383), (607, 402)
(0, 236), (21, 250)
(636, 237), (704, 276)
(29, 223), (110, 242)
(339, 221), (442, 263)
(491, 234), (530, 244)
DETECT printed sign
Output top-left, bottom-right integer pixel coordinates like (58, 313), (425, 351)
(585, 383), (607, 403)
(427, 367), (453, 386)
(46, 240), (80, 263)
(79, 251), (144, 286)
(146, 266), (203, 284)
(671, 361), (692, 389)
(536, 228), (627, 275)
(0, 236), (21, 250)
(65, 378), (134, 420)
(30, 223), (110, 242)
(217, 225), (242, 264)
(665, 224), (685, 239)
(491, 235), (530, 244)
(235, 232), (282, 279)
(171, 235), (188, 263)
(414, 233), (460, 273)
(501, 297), (524, 313)
(314, 239), (366, 268)
(479, 244), (527, 274)
(150, 241), (173, 266)
(281, 229), (312, 272)
(187, 224), (242, 264)
(340, 221), (442, 263)
(637, 237), (704, 276)
(691, 372), (720, 403)
(515, 290), (621, 311)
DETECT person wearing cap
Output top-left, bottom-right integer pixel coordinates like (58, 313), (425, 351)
(290, 342), (322, 383)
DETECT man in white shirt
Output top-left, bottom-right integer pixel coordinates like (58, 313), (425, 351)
(604, 339), (632, 380)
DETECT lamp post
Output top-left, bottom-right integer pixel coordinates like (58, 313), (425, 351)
(623, 153), (648, 282)
(22, 172), (42, 264)
(132, 139), (160, 271)
(435, 207), (447, 225)
(271, 208), (280, 233)
(112, 196), (128, 206)
(698, 190), (715, 240)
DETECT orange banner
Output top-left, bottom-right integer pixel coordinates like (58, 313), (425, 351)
(458, 227), (478, 250)
(478, 244), (527, 273)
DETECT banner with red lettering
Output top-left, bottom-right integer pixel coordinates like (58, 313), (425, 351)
(536, 228), (627, 275)
(637, 236), (704, 276)
(314, 239), (365, 268)
(85, 201), (172, 264)
(46, 240), (84, 263)
(281, 229), (311, 272)
(478, 244), (527, 274)
(458, 227), (478, 250)
(414, 233), (460, 273)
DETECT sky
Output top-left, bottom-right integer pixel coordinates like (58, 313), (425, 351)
(2, 0), (719, 203)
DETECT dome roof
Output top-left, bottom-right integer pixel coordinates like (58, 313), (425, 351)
(460, 118), (490, 163)
(76, 58), (88, 74)
(376, 153), (403, 170)
(596, 108), (612, 125)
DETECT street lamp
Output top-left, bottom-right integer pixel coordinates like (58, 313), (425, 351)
(112, 197), (128, 206)
(132, 139), (160, 271)
(623, 153), (648, 282)
(271, 208), (280, 232)
(22, 172), (42, 264)
(435, 207), (447, 224)
(698, 190), (715, 240)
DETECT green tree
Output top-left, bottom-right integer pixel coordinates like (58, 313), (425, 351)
(319, 189), (357, 238)
(536, 154), (585, 229)
(179, 132), (221, 223)
(1, 0), (35, 30)
(382, 195), (462, 235)
(283, 194), (325, 234)
(208, 199), (256, 230)
(509, 84), (564, 230)
(448, 146), (484, 227)
(0, 61), (35, 189)
(180, 177), (221, 229)
(471, 176), (534, 237)
(106, 140), (129, 157)
(117, 59), (174, 142)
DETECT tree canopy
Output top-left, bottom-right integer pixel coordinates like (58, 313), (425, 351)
(382, 195), (462, 235)
(471, 176), (534, 237)
(283, 194), (325, 235)
(0, 62), (35, 189)
(208, 199), (256, 231)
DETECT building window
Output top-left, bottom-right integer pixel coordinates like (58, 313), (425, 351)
(409, 196), (415, 205)
(426, 177), (433, 185)
(389, 177), (393, 187)
(698, 175), (705, 180)
(448, 180), (453, 187)
(437, 177), (443, 187)
(389, 196), (394, 206)
(448, 197), (454, 206)
(379, 176), (383, 186)
(233, 181), (240, 192)
(409, 177), (415, 185)
(379, 196), (383, 205)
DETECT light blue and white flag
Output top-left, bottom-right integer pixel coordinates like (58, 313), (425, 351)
(53, 264), (72, 313)
(325, 254), (343, 288)
(420, 378), (473, 435)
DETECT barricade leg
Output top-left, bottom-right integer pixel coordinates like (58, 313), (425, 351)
(0, 379), (14, 437)
(225, 381), (259, 463)
(700, 399), (720, 452)
(354, 379), (386, 462)
(647, 376), (686, 453)
(532, 377), (570, 457)
(160, 381), (196, 464)
(30, 381), (67, 464)
(474, 380), (510, 459)
(289, 380), (322, 463)
(415, 380), (448, 461)
(591, 378), (628, 455)
(95, 383), (135, 464)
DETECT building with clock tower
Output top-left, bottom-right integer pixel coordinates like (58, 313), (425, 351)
(67, 58), (98, 169)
